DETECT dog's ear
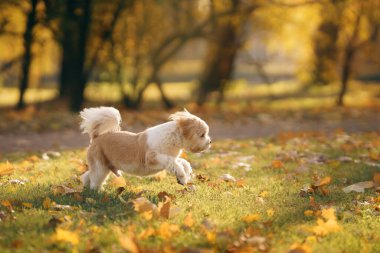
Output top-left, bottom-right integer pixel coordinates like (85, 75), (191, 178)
(169, 111), (197, 139)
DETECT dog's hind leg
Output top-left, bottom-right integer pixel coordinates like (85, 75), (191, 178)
(88, 160), (110, 190)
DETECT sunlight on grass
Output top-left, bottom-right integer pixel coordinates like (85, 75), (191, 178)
(1, 133), (380, 252)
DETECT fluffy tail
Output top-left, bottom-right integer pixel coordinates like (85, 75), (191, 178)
(80, 107), (121, 140)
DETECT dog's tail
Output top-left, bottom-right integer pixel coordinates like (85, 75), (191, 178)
(80, 107), (121, 140)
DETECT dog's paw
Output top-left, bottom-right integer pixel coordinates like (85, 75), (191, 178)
(176, 175), (188, 185)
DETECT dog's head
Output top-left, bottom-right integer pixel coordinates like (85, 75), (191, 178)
(169, 110), (211, 153)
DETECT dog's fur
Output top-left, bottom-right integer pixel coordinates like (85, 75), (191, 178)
(79, 107), (211, 190)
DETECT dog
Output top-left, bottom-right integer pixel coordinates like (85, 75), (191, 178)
(79, 107), (211, 190)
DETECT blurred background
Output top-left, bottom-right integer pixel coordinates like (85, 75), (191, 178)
(0, 0), (380, 152)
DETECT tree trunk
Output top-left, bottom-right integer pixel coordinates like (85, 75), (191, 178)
(58, 0), (92, 111)
(197, 0), (245, 105)
(337, 48), (354, 106)
(310, 1), (339, 85)
(16, 0), (38, 110)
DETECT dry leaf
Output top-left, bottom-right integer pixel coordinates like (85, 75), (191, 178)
(312, 176), (332, 188)
(288, 243), (312, 253)
(219, 174), (236, 182)
(373, 173), (380, 187)
(133, 197), (159, 218)
(43, 197), (52, 209)
(242, 214), (261, 223)
(272, 160), (284, 169)
(51, 228), (79, 245)
(157, 191), (175, 201)
(158, 222), (179, 240)
(184, 213), (194, 228)
(312, 207), (341, 236)
(0, 161), (14, 176)
(119, 236), (139, 253)
(22, 202), (33, 208)
(266, 209), (274, 217)
(138, 227), (156, 240)
(52, 185), (81, 196)
(342, 181), (374, 193)
(110, 177), (127, 188)
(304, 210), (314, 217)
(1, 200), (13, 212)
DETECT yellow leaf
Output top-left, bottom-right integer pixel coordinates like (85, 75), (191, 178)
(43, 197), (52, 209)
(22, 202), (33, 208)
(289, 243), (312, 253)
(312, 208), (341, 236)
(133, 197), (157, 215)
(305, 235), (317, 244)
(0, 161), (14, 176)
(266, 209), (274, 217)
(184, 213), (194, 228)
(141, 211), (153, 221)
(27, 155), (39, 163)
(51, 228), (79, 245)
(259, 191), (269, 198)
(138, 227), (155, 240)
(159, 199), (171, 219)
(242, 214), (261, 223)
(158, 222), (179, 240)
(205, 230), (216, 244)
(304, 210), (314, 217)
(110, 177), (127, 188)
(119, 236), (139, 253)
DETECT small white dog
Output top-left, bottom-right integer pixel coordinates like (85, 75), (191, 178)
(79, 107), (211, 190)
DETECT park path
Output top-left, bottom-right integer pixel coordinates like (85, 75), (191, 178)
(1, 114), (379, 153)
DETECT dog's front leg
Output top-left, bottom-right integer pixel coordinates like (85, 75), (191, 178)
(177, 158), (193, 180)
(155, 154), (188, 185)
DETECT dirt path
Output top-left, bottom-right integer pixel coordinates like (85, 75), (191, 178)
(1, 115), (379, 153)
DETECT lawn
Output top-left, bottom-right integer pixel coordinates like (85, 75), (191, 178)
(1, 131), (380, 253)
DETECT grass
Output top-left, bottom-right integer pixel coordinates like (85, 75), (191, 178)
(1, 131), (380, 252)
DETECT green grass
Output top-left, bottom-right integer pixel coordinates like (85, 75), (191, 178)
(1, 132), (380, 252)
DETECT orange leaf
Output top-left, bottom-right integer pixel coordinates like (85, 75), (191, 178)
(313, 176), (332, 187)
(271, 160), (284, 169)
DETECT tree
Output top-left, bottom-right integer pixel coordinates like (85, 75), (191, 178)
(17, 0), (38, 110)
(336, 0), (380, 106)
(309, 0), (340, 85)
(197, 0), (258, 105)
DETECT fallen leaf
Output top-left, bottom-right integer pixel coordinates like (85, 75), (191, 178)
(22, 202), (33, 208)
(242, 214), (261, 223)
(9, 179), (26, 185)
(304, 210), (314, 217)
(86, 198), (96, 205)
(157, 191), (175, 201)
(373, 173), (380, 187)
(196, 174), (209, 182)
(138, 227), (155, 240)
(312, 207), (341, 236)
(133, 197), (159, 218)
(51, 228), (79, 245)
(219, 174), (236, 182)
(52, 185), (81, 196)
(184, 213), (194, 228)
(288, 243), (312, 253)
(43, 197), (52, 209)
(27, 155), (39, 163)
(0, 161), (14, 176)
(312, 176), (332, 188)
(110, 177), (127, 188)
(158, 222), (179, 240)
(272, 160), (284, 169)
(342, 181), (374, 193)
(119, 236), (139, 253)
(266, 209), (274, 217)
(1, 200), (13, 212)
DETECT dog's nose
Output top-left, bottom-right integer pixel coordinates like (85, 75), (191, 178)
(209, 139), (212, 144)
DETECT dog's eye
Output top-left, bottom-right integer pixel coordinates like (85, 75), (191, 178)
(200, 133), (205, 138)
